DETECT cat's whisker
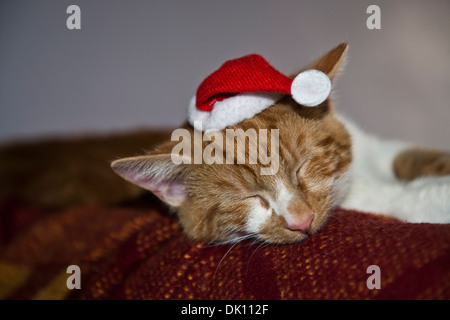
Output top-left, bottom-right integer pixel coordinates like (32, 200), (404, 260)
(201, 233), (255, 248)
(212, 241), (240, 283)
(201, 241), (228, 248)
(245, 240), (268, 274)
(211, 232), (257, 282)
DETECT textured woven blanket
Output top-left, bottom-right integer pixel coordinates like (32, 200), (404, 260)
(1, 196), (449, 300)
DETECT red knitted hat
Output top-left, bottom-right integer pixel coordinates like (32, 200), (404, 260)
(188, 54), (331, 131)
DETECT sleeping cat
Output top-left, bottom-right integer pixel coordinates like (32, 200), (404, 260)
(112, 42), (450, 244)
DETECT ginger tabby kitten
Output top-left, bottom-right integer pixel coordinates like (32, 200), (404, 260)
(111, 43), (450, 244)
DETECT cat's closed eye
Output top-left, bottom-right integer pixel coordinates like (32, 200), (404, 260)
(247, 195), (270, 209)
(255, 195), (270, 209)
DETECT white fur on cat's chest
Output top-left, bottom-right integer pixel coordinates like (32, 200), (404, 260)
(336, 113), (450, 223)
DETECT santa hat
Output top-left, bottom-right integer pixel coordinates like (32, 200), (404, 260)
(188, 54), (331, 131)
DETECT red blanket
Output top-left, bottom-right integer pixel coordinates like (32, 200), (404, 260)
(1, 197), (449, 300)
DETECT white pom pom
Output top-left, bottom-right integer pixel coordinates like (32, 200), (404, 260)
(291, 69), (331, 107)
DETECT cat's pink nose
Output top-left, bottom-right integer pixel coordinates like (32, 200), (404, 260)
(286, 214), (314, 233)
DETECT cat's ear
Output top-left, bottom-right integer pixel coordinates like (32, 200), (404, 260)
(111, 154), (190, 208)
(308, 42), (348, 81)
(292, 42), (348, 81)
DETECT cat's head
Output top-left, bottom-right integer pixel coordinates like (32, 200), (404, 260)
(112, 43), (351, 244)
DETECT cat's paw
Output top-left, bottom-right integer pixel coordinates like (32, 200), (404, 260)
(393, 148), (450, 181)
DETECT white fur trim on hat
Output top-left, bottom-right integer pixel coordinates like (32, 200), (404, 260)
(188, 93), (282, 131)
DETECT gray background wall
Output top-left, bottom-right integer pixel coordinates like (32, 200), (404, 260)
(1, 0), (449, 149)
